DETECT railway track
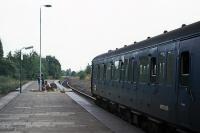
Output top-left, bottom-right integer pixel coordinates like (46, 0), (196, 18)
(62, 79), (96, 101)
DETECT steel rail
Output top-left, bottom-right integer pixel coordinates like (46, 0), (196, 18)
(63, 80), (96, 101)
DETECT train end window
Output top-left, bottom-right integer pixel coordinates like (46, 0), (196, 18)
(180, 51), (190, 86)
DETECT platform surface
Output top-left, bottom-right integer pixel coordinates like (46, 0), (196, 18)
(0, 81), (112, 133)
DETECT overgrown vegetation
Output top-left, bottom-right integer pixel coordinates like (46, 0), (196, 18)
(65, 63), (92, 80)
(0, 38), (62, 94)
(0, 76), (27, 94)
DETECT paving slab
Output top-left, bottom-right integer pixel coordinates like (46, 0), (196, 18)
(0, 81), (33, 111)
(0, 81), (112, 133)
(66, 92), (144, 133)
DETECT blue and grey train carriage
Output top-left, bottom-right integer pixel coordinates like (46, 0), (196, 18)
(91, 21), (200, 132)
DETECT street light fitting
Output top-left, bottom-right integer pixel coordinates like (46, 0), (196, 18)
(25, 46), (34, 50)
(43, 5), (52, 7)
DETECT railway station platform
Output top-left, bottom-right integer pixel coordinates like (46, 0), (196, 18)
(0, 81), (143, 133)
(0, 81), (144, 133)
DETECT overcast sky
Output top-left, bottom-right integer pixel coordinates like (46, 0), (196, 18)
(0, 0), (200, 71)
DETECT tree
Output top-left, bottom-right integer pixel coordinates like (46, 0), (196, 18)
(85, 63), (92, 74)
(46, 56), (61, 79)
(7, 51), (12, 61)
(0, 59), (15, 76)
(66, 68), (71, 76)
(0, 39), (3, 59)
(71, 71), (76, 76)
(78, 70), (86, 80)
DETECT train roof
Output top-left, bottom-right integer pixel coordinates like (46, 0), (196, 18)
(93, 21), (200, 61)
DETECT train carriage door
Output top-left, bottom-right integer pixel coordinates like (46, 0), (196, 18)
(177, 40), (193, 128)
(148, 47), (159, 114)
(154, 43), (177, 123)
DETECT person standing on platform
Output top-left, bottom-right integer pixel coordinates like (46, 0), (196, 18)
(41, 74), (45, 91)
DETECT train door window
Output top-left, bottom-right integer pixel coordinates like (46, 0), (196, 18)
(106, 63), (111, 80)
(166, 51), (175, 85)
(119, 60), (124, 81)
(103, 64), (107, 80)
(124, 59), (128, 81)
(128, 58), (134, 82)
(150, 57), (157, 83)
(133, 60), (137, 83)
(180, 51), (190, 86)
(158, 52), (165, 84)
(114, 61), (120, 81)
(139, 56), (149, 83)
(100, 64), (104, 80)
(111, 63), (114, 80)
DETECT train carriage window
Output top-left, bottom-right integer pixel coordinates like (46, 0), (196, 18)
(106, 63), (111, 80)
(119, 60), (124, 81)
(180, 51), (190, 86)
(150, 57), (157, 83)
(124, 59), (128, 81)
(158, 52), (165, 83)
(166, 51), (175, 85)
(111, 63), (114, 80)
(114, 61), (120, 81)
(97, 64), (100, 80)
(100, 64), (104, 80)
(133, 60), (137, 83)
(120, 59), (128, 82)
(128, 58), (134, 82)
(139, 56), (149, 83)
(103, 64), (107, 80)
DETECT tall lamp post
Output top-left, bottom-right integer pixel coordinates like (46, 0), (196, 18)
(39, 4), (52, 91)
(20, 46), (33, 93)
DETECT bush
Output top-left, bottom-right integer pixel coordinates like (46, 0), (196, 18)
(78, 71), (87, 80)
(0, 76), (19, 94)
(0, 59), (16, 77)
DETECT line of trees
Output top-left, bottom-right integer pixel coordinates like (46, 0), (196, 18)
(65, 63), (92, 80)
(0, 39), (62, 80)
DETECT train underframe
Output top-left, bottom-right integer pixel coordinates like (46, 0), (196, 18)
(93, 94), (194, 133)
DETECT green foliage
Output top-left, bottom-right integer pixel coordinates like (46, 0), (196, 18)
(71, 71), (76, 76)
(65, 63), (91, 80)
(0, 59), (16, 76)
(0, 39), (3, 59)
(66, 68), (71, 76)
(46, 56), (61, 79)
(61, 70), (66, 76)
(0, 43), (62, 80)
(77, 70), (86, 80)
(85, 63), (92, 74)
(0, 40), (62, 94)
(0, 76), (19, 94)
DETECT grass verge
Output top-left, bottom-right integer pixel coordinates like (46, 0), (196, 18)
(0, 76), (26, 94)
